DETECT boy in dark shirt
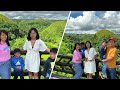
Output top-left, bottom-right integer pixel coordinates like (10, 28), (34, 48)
(99, 40), (108, 79)
(11, 48), (25, 79)
(80, 42), (85, 69)
(43, 48), (58, 79)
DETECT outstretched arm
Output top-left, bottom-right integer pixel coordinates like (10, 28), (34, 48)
(102, 48), (116, 62)
(45, 48), (50, 53)
(102, 57), (114, 62)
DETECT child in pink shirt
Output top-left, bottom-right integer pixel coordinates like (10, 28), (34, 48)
(0, 30), (11, 79)
(72, 43), (83, 79)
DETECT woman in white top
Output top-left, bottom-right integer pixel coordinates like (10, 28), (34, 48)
(84, 41), (97, 79)
(22, 28), (50, 79)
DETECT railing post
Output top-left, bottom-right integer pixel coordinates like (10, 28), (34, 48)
(39, 52), (42, 79)
(95, 59), (100, 79)
(40, 54), (42, 59)
(39, 71), (41, 79)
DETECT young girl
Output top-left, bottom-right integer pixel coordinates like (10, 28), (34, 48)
(72, 43), (83, 79)
(0, 30), (11, 79)
(84, 41), (96, 79)
(22, 28), (50, 79)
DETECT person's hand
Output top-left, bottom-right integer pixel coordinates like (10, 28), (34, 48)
(16, 66), (21, 69)
(88, 60), (93, 62)
(81, 59), (84, 61)
(92, 57), (95, 61)
(16, 66), (19, 69)
(20, 48), (23, 51)
(85, 58), (88, 62)
(76, 59), (82, 61)
(101, 59), (106, 62)
(82, 58), (85, 61)
(19, 66), (21, 69)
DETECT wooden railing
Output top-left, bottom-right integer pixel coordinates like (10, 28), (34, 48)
(10, 51), (120, 79)
(53, 54), (120, 79)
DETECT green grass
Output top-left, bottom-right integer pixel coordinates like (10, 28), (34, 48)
(10, 75), (45, 79)
(41, 55), (50, 61)
(10, 76), (29, 79)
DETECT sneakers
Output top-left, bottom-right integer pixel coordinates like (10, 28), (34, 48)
(103, 74), (107, 79)
(100, 73), (107, 79)
(100, 73), (104, 79)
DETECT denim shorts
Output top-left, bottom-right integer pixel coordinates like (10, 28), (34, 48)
(0, 60), (11, 79)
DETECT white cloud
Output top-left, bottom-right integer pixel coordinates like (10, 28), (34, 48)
(65, 11), (120, 34)
(13, 16), (23, 19)
(0, 11), (69, 20)
(65, 30), (96, 34)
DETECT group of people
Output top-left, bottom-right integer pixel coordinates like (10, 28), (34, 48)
(0, 28), (57, 79)
(0, 27), (117, 79)
(72, 38), (117, 79)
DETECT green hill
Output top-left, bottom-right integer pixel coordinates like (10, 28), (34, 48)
(0, 14), (12, 23)
(0, 14), (67, 49)
(95, 29), (120, 39)
(40, 20), (66, 48)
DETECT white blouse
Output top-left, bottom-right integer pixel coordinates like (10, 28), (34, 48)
(84, 48), (97, 73)
(23, 39), (47, 72)
(85, 48), (97, 60)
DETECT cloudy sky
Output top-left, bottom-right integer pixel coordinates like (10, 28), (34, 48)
(65, 11), (120, 34)
(0, 11), (70, 20)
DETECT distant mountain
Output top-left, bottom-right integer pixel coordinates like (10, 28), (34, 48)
(95, 29), (120, 39)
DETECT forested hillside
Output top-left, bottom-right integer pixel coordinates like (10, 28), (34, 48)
(59, 30), (120, 60)
(0, 14), (67, 50)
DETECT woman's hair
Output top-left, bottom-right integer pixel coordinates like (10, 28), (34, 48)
(85, 41), (92, 49)
(0, 30), (10, 46)
(27, 28), (40, 41)
(72, 43), (81, 53)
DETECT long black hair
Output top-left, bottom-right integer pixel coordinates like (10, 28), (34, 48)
(72, 43), (81, 53)
(27, 28), (40, 41)
(85, 41), (92, 49)
(0, 30), (10, 46)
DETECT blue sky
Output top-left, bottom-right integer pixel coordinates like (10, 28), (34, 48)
(70, 11), (83, 18)
(0, 11), (70, 20)
(70, 11), (119, 18)
(66, 11), (120, 34)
